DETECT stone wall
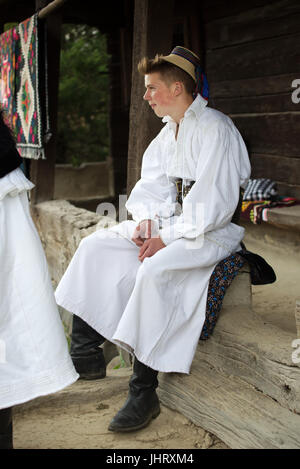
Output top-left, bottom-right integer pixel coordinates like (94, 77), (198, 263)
(54, 161), (114, 201)
(31, 200), (117, 331)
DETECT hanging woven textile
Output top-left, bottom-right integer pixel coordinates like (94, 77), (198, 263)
(0, 14), (50, 160)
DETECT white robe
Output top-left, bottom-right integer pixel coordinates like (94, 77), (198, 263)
(55, 95), (251, 374)
(0, 168), (78, 410)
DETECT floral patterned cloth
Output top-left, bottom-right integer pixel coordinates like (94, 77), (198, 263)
(200, 253), (245, 340)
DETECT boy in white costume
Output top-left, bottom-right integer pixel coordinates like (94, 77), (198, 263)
(55, 46), (251, 433)
(0, 110), (78, 449)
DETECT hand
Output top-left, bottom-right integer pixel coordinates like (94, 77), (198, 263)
(132, 219), (158, 247)
(138, 237), (166, 262)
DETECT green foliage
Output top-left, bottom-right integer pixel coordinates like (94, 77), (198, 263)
(57, 24), (110, 166)
(4, 23), (17, 31)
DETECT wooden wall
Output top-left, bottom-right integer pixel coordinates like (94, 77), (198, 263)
(201, 0), (300, 197)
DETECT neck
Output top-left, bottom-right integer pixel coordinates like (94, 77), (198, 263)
(169, 95), (194, 124)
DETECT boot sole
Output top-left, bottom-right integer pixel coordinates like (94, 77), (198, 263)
(108, 406), (161, 433)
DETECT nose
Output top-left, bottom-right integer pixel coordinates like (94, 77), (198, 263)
(143, 89), (150, 101)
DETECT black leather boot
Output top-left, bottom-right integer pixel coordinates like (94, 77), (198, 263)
(108, 358), (160, 432)
(70, 315), (106, 380)
(0, 407), (13, 450)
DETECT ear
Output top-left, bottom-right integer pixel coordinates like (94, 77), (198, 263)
(173, 81), (183, 96)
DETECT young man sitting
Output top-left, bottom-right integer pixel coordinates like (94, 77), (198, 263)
(55, 46), (251, 433)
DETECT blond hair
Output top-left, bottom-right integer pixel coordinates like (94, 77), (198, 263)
(138, 54), (195, 96)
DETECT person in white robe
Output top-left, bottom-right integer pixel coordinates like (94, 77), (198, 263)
(55, 46), (251, 433)
(0, 110), (78, 449)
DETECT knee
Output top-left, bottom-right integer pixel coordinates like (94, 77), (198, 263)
(77, 232), (102, 259)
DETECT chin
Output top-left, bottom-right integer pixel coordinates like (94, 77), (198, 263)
(154, 109), (164, 118)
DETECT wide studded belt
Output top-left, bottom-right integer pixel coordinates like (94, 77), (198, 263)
(175, 178), (195, 205)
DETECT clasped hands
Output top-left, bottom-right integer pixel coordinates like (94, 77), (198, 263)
(131, 219), (166, 262)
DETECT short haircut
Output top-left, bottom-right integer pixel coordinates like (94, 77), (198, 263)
(138, 54), (195, 96)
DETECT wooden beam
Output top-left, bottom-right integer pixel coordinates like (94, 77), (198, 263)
(206, 31), (300, 81)
(205, 1), (300, 50)
(158, 305), (300, 449)
(231, 113), (300, 158)
(127, 0), (174, 195)
(38, 0), (66, 19)
(30, 0), (62, 204)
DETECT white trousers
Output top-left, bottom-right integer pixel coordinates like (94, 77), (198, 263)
(55, 221), (244, 374)
(0, 192), (78, 410)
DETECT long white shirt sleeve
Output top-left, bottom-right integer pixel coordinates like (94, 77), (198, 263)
(125, 133), (177, 224)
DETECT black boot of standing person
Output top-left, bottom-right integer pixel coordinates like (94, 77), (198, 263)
(108, 357), (160, 432)
(0, 408), (13, 449)
(70, 315), (107, 380)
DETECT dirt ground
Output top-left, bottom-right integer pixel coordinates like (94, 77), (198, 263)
(13, 364), (227, 450)
(12, 231), (300, 450)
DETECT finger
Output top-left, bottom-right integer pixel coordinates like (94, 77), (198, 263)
(132, 237), (144, 247)
(139, 247), (150, 262)
(139, 240), (150, 257)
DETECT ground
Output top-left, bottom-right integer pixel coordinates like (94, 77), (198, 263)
(12, 228), (299, 449)
(13, 363), (227, 450)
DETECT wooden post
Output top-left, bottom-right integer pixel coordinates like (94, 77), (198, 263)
(107, 29), (131, 198)
(127, 0), (174, 195)
(30, 0), (62, 204)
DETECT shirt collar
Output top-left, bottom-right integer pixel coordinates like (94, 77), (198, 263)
(162, 94), (208, 124)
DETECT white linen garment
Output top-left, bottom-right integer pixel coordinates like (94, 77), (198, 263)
(55, 95), (251, 374)
(0, 168), (78, 410)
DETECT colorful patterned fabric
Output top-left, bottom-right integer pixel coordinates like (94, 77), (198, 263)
(243, 178), (278, 201)
(0, 14), (48, 160)
(241, 200), (270, 224)
(200, 253), (245, 340)
(0, 28), (17, 129)
(241, 197), (300, 224)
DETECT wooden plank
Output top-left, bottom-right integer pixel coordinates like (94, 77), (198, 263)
(158, 358), (300, 449)
(206, 32), (300, 81)
(195, 306), (300, 413)
(267, 205), (300, 231)
(210, 74), (297, 98)
(30, 1), (62, 204)
(212, 92), (297, 114)
(231, 113), (300, 158)
(158, 306), (300, 448)
(205, 1), (300, 49)
(276, 182), (300, 199)
(200, 0), (277, 23)
(127, 0), (174, 194)
(250, 154), (300, 185)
